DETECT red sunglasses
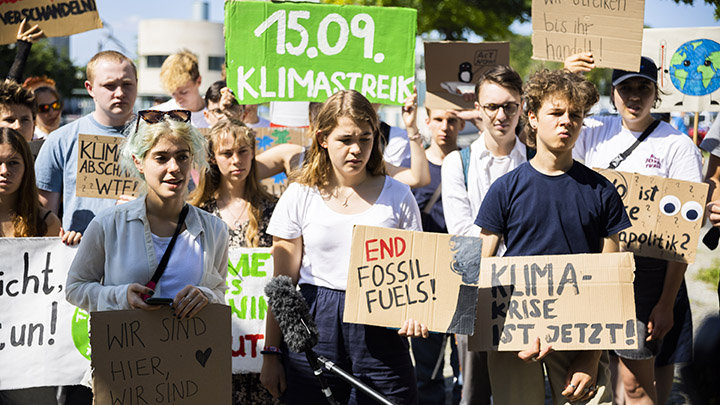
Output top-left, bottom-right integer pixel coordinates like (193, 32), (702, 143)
(38, 100), (62, 113)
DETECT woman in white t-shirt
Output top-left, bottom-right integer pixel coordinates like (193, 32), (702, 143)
(567, 54), (702, 405)
(260, 90), (427, 404)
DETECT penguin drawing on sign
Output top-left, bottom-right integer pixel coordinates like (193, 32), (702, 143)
(458, 62), (473, 83)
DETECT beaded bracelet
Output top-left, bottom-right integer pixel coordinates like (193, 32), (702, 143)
(261, 345), (282, 355)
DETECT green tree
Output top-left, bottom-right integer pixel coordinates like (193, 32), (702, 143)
(672, 0), (720, 19)
(324, 0), (531, 40)
(0, 39), (84, 100)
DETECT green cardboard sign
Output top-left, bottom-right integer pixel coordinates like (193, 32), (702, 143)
(225, 1), (417, 105)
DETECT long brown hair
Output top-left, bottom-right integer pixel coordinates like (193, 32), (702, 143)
(296, 90), (385, 188)
(189, 119), (275, 247)
(0, 128), (46, 237)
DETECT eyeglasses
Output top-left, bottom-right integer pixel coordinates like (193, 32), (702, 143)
(480, 102), (520, 118)
(38, 101), (62, 113)
(135, 109), (191, 132)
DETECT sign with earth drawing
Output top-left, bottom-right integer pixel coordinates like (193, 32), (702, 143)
(0, 238), (89, 390)
(225, 1), (417, 105)
(643, 27), (720, 112)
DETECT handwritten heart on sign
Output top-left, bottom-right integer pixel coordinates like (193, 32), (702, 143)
(195, 348), (212, 367)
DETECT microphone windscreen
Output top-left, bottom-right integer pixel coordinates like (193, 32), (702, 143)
(265, 275), (319, 353)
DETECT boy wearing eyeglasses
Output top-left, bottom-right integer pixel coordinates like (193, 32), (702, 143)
(440, 65), (526, 405)
(35, 50), (138, 233)
(475, 69), (630, 404)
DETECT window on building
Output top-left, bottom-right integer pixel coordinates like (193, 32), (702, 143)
(208, 56), (225, 71)
(146, 55), (169, 68)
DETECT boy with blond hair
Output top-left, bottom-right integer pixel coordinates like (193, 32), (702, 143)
(156, 49), (209, 128)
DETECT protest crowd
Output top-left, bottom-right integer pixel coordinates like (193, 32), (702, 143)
(1, 2), (720, 405)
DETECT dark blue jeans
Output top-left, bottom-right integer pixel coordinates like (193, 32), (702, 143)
(412, 333), (461, 405)
(281, 285), (418, 405)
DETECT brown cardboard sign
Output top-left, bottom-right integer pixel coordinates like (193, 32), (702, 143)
(469, 252), (637, 351)
(254, 127), (310, 197)
(90, 304), (231, 405)
(424, 41), (510, 111)
(344, 225), (482, 335)
(531, 0), (645, 71)
(0, 0), (103, 46)
(597, 169), (708, 263)
(76, 134), (140, 199)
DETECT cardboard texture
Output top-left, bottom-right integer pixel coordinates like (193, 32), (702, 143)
(76, 134), (140, 200)
(469, 252), (637, 351)
(642, 27), (720, 113)
(254, 127), (310, 197)
(344, 225), (482, 335)
(225, 1), (417, 105)
(531, 0), (645, 71)
(0, 0), (103, 45)
(226, 248), (273, 373)
(597, 169), (708, 263)
(0, 238), (89, 390)
(424, 42), (510, 111)
(90, 304), (231, 405)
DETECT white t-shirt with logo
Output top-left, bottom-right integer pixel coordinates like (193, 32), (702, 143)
(574, 115), (702, 183)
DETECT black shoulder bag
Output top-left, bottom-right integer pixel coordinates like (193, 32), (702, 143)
(607, 120), (660, 169)
(142, 204), (190, 300)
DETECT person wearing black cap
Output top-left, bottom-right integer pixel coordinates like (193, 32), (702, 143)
(566, 53), (702, 405)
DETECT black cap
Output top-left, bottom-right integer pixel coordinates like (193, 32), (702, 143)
(611, 57), (658, 86)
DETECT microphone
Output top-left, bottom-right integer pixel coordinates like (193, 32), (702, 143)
(264, 276), (394, 405)
(264, 275), (319, 353)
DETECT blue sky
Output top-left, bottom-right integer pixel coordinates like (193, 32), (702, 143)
(69, 0), (719, 65)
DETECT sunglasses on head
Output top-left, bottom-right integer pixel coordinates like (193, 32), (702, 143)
(38, 101), (62, 113)
(135, 109), (191, 133)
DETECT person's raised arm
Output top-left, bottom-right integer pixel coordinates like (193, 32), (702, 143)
(260, 236), (303, 398)
(387, 88), (430, 188)
(255, 143), (304, 179)
(564, 52), (596, 73)
(7, 19), (44, 81)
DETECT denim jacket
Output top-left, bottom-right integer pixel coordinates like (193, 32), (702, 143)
(66, 195), (229, 312)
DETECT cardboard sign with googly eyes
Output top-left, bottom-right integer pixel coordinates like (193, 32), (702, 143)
(596, 169), (709, 264)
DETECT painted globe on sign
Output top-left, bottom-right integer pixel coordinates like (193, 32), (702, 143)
(668, 39), (720, 96)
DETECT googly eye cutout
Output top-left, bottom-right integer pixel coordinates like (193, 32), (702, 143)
(681, 201), (703, 222)
(659, 195), (681, 216)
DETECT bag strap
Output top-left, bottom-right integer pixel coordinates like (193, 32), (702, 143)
(607, 120), (660, 169)
(460, 146), (471, 190)
(422, 182), (443, 215)
(148, 204), (190, 286)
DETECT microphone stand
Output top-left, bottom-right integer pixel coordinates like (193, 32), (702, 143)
(316, 355), (395, 405)
(305, 350), (340, 405)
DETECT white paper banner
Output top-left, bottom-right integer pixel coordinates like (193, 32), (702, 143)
(227, 247), (272, 374)
(0, 238), (89, 390)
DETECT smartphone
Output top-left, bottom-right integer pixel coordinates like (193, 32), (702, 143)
(145, 297), (173, 305)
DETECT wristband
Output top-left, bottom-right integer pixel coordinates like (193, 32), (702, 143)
(261, 345), (282, 355)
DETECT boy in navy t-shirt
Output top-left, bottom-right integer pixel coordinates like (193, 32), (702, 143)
(475, 69), (631, 405)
